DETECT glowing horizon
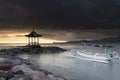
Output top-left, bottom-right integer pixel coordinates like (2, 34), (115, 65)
(0, 33), (66, 43)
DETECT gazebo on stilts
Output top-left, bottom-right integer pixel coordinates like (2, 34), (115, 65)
(25, 30), (42, 47)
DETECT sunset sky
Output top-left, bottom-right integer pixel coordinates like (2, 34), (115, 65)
(0, 0), (120, 43)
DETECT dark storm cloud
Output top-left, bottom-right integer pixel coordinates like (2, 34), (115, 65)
(0, 0), (120, 29)
(56, 0), (120, 29)
(0, 0), (120, 41)
(35, 29), (120, 41)
(0, 0), (56, 26)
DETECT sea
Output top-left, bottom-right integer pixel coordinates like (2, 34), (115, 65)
(1, 43), (120, 80)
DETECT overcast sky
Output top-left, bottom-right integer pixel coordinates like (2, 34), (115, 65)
(0, 0), (120, 42)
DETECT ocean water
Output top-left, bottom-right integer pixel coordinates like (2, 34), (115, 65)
(19, 44), (120, 80)
(0, 43), (27, 46)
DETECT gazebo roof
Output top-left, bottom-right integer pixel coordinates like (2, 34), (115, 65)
(25, 30), (42, 37)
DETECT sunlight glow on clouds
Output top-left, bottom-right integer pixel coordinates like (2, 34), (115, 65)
(0, 33), (66, 43)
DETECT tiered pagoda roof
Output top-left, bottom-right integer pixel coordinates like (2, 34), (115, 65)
(25, 30), (42, 37)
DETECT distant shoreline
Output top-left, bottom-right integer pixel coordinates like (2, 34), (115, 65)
(0, 43), (54, 47)
(0, 42), (120, 47)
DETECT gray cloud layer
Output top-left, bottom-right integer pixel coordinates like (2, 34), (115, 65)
(0, 0), (120, 40)
(0, 0), (120, 28)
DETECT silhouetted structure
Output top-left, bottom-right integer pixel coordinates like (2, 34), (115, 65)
(25, 30), (42, 47)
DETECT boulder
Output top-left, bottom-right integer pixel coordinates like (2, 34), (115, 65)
(11, 64), (47, 80)
(0, 63), (14, 71)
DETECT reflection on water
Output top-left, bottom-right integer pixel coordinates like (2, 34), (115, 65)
(19, 52), (120, 80)
(18, 44), (120, 80)
(1, 43), (120, 80)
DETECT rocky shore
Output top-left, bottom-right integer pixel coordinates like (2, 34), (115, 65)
(0, 47), (66, 56)
(0, 47), (67, 80)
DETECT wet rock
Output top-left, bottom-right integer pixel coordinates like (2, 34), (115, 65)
(0, 77), (6, 80)
(29, 61), (40, 70)
(0, 58), (66, 80)
(40, 69), (52, 75)
(56, 77), (65, 80)
(11, 65), (33, 74)
(0, 47), (66, 80)
(0, 64), (14, 71)
(23, 60), (40, 70)
(0, 70), (7, 78)
(0, 47), (66, 56)
(6, 71), (14, 79)
(10, 59), (22, 65)
(11, 64), (48, 80)
(29, 71), (47, 80)
(48, 74), (65, 80)
(13, 70), (24, 75)
(0, 71), (14, 80)
(1, 59), (22, 66)
(48, 74), (56, 80)
(9, 75), (32, 80)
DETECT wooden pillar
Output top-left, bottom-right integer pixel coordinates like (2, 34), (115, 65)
(33, 37), (35, 46)
(31, 37), (33, 46)
(29, 37), (31, 46)
(35, 37), (36, 46)
(38, 37), (39, 46)
(33, 37), (34, 46)
(28, 37), (40, 47)
(28, 37), (30, 46)
(30, 37), (32, 46)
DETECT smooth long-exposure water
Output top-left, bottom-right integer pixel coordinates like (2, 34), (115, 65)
(20, 45), (120, 80)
